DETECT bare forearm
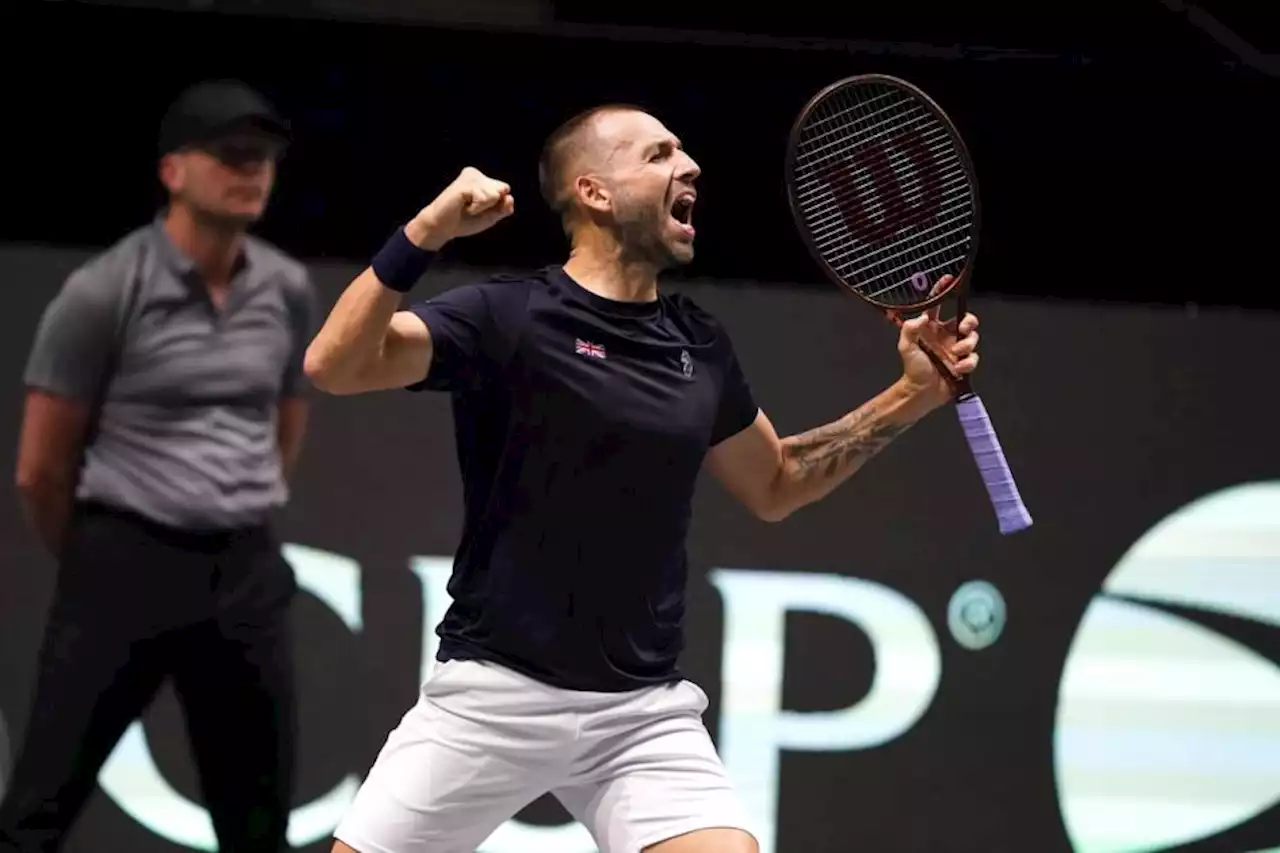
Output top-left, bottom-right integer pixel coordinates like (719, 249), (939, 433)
(773, 378), (936, 515)
(18, 482), (74, 556)
(304, 220), (444, 391)
(277, 398), (309, 482)
(304, 266), (405, 389)
(278, 430), (304, 482)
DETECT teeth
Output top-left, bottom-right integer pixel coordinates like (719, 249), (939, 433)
(670, 192), (696, 227)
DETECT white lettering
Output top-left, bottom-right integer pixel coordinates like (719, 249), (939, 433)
(708, 569), (942, 853)
(97, 554), (941, 853)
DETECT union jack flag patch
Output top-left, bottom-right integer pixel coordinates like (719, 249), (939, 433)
(574, 338), (606, 359)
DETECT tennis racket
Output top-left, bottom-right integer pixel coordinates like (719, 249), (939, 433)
(785, 73), (1032, 535)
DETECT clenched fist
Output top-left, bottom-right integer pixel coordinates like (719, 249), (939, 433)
(406, 167), (515, 250)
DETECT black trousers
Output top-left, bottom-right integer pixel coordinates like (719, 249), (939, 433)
(0, 502), (297, 853)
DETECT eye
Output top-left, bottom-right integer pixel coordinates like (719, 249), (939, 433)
(649, 142), (675, 163)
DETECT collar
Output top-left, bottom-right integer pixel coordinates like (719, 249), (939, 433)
(149, 214), (252, 283)
(551, 266), (662, 319)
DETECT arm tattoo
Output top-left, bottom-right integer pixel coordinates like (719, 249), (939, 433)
(781, 403), (913, 481)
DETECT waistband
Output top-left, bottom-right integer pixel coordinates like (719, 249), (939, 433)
(73, 499), (272, 548)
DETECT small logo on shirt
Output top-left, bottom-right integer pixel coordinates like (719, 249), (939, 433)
(574, 338), (606, 359)
(680, 349), (694, 379)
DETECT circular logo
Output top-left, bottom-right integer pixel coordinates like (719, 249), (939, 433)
(947, 580), (1006, 650)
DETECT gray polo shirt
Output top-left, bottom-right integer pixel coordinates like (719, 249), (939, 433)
(23, 218), (318, 531)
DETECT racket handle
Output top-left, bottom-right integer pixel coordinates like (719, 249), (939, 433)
(954, 394), (1033, 535)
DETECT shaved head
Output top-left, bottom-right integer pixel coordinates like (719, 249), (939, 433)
(538, 103), (647, 226)
(537, 103), (701, 268)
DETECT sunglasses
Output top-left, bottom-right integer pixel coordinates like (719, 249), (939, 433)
(200, 135), (286, 167)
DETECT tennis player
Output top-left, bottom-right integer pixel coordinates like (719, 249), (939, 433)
(305, 104), (980, 853)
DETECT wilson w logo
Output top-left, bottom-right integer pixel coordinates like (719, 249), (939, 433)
(820, 131), (945, 247)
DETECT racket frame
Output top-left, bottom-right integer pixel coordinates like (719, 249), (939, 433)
(785, 73), (1032, 535)
(784, 72), (982, 398)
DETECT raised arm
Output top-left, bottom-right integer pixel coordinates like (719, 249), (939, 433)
(304, 167), (515, 395)
(301, 262), (434, 395)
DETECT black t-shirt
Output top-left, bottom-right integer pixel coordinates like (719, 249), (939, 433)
(408, 265), (758, 691)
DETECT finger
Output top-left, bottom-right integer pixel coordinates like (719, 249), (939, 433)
(925, 274), (952, 322)
(465, 190), (502, 215)
(898, 311), (930, 345)
(474, 194), (516, 225)
(958, 312), (979, 335)
(936, 315), (959, 335)
(953, 352), (979, 375)
(949, 331), (979, 358)
(479, 179), (510, 198)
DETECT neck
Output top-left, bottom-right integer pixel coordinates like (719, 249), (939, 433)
(562, 227), (660, 304)
(163, 204), (244, 287)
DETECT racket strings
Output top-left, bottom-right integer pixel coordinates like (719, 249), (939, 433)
(806, 85), (967, 292)
(796, 131), (958, 217)
(802, 86), (969, 305)
(799, 130), (967, 240)
(790, 81), (975, 308)
(792, 93), (931, 172)
(808, 176), (972, 274)
(795, 121), (962, 229)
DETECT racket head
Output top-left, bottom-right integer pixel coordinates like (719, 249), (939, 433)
(786, 74), (981, 314)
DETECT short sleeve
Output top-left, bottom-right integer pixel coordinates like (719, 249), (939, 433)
(23, 266), (121, 403)
(280, 272), (320, 399)
(406, 277), (531, 393)
(710, 332), (760, 446)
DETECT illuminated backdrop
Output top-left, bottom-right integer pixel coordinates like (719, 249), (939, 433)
(1, 247), (1277, 853)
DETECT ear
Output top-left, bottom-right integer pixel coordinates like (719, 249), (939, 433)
(574, 174), (611, 214)
(157, 153), (183, 195)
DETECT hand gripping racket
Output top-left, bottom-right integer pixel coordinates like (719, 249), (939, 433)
(785, 73), (1032, 535)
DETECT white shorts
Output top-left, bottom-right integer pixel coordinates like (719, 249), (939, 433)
(334, 659), (756, 853)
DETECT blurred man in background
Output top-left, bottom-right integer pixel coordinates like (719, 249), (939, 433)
(1, 79), (316, 853)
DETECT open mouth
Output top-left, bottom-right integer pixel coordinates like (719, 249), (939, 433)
(669, 192), (696, 234)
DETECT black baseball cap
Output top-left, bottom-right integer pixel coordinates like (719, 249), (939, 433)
(157, 79), (291, 156)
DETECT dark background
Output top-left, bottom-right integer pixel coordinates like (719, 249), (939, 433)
(3, 2), (1279, 852)
(5, 0), (1278, 310)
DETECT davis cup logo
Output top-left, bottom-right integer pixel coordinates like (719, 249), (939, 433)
(1053, 481), (1280, 853)
(80, 481), (1280, 852)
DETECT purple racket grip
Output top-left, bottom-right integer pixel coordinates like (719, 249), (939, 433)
(955, 395), (1032, 535)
